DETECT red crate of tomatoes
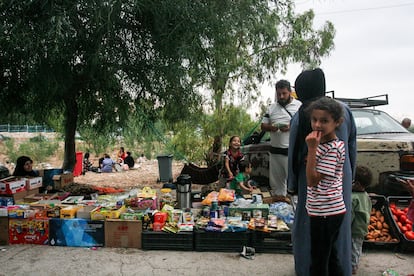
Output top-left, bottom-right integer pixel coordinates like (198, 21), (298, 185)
(387, 196), (414, 252)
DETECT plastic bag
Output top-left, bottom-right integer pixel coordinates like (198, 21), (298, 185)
(201, 191), (219, 206)
(218, 188), (235, 202)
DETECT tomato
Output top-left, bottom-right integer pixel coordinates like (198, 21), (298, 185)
(389, 202), (396, 209)
(394, 215), (399, 222)
(401, 226), (408, 233)
(406, 224), (413, 231)
(397, 221), (403, 229)
(407, 219), (413, 225)
(404, 207), (409, 213)
(400, 215), (407, 224)
(391, 208), (398, 215)
(404, 231), (414, 241)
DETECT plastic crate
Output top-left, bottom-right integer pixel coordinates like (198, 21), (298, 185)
(250, 231), (292, 253)
(194, 230), (250, 252)
(363, 195), (400, 250)
(141, 231), (194, 251)
(387, 196), (414, 253)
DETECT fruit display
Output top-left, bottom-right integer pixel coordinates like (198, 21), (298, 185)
(388, 196), (414, 252)
(389, 201), (414, 240)
(365, 207), (399, 243)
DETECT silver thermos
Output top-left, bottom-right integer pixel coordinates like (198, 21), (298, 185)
(176, 174), (192, 209)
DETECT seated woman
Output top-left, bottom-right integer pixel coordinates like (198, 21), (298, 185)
(13, 156), (39, 177)
(100, 154), (115, 173)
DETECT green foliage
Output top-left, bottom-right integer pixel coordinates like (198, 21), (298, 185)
(4, 135), (59, 165)
(168, 105), (258, 164)
(77, 126), (117, 157)
(0, 0), (335, 170)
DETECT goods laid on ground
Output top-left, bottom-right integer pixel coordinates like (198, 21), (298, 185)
(1, 174), (413, 254)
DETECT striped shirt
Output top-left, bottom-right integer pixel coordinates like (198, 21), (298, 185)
(306, 138), (346, 217)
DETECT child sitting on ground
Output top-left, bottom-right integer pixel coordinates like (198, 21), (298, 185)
(229, 159), (255, 198)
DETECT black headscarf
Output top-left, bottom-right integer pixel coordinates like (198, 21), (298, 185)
(13, 156), (37, 177)
(292, 68), (326, 175)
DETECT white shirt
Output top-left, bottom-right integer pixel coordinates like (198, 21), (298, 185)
(262, 98), (301, 148)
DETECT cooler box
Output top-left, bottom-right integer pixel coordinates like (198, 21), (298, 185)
(73, 151), (83, 177)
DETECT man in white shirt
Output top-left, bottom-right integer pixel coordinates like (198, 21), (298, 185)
(261, 80), (301, 197)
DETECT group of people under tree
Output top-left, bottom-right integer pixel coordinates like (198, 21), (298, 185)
(82, 147), (140, 174)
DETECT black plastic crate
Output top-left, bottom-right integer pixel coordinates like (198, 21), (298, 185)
(250, 231), (292, 253)
(141, 231), (194, 251)
(363, 195), (400, 251)
(194, 230), (250, 252)
(387, 196), (414, 253)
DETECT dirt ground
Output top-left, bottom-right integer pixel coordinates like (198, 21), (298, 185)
(74, 159), (187, 190)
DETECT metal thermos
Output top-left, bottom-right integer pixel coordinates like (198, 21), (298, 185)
(176, 174), (192, 209)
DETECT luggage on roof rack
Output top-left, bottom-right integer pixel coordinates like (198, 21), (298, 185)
(326, 91), (388, 108)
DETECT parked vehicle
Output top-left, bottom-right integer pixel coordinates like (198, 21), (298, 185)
(243, 94), (414, 196)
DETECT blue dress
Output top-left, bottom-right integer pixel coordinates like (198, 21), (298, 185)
(288, 102), (357, 276)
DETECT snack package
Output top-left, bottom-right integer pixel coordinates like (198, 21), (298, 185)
(201, 191), (219, 206)
(218, 188), (235, 202)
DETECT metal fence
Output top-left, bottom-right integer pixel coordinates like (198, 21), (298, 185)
(0, 124), (54, 133)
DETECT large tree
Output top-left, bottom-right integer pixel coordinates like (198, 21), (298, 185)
(181, 1), (335, 136)
(1, 1), (335, 170)
(0, 0), (200, 170)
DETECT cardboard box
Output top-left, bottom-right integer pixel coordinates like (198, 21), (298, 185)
(90, 205), (126, 220)
(76, 205), (95, 219)
(11, 188), (40, 204)
(25, 177), (43, 190)
(52, 173), (74, 189)
(60, 205), (81, 219)
(0, 217), (8, 245)
(105, 219), (142, 248)
(0, 177), (26, 195)
(0, 207), (8, 217)
(8, 218), (49, 245)
(49, 218), (105, 247)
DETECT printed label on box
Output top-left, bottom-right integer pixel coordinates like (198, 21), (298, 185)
(0, 177), (26, 195)
(8, 218), (49, 245)
(49, 218), (105, 247)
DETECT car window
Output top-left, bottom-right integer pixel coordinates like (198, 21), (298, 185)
(352, 109), (409, 135)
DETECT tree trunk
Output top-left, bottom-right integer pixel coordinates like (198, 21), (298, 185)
(62, 95), (78, 171)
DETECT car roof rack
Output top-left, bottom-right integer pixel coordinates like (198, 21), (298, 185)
(326, 91), (388, 108)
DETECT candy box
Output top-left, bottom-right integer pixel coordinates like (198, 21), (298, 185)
(25, 177), (43, 190)
(0, 177), (26, 195)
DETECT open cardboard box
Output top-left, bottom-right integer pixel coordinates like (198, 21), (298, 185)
(52, 173), (74, 190)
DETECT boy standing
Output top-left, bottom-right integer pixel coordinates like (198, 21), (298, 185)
(351, 165), (373, 275)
